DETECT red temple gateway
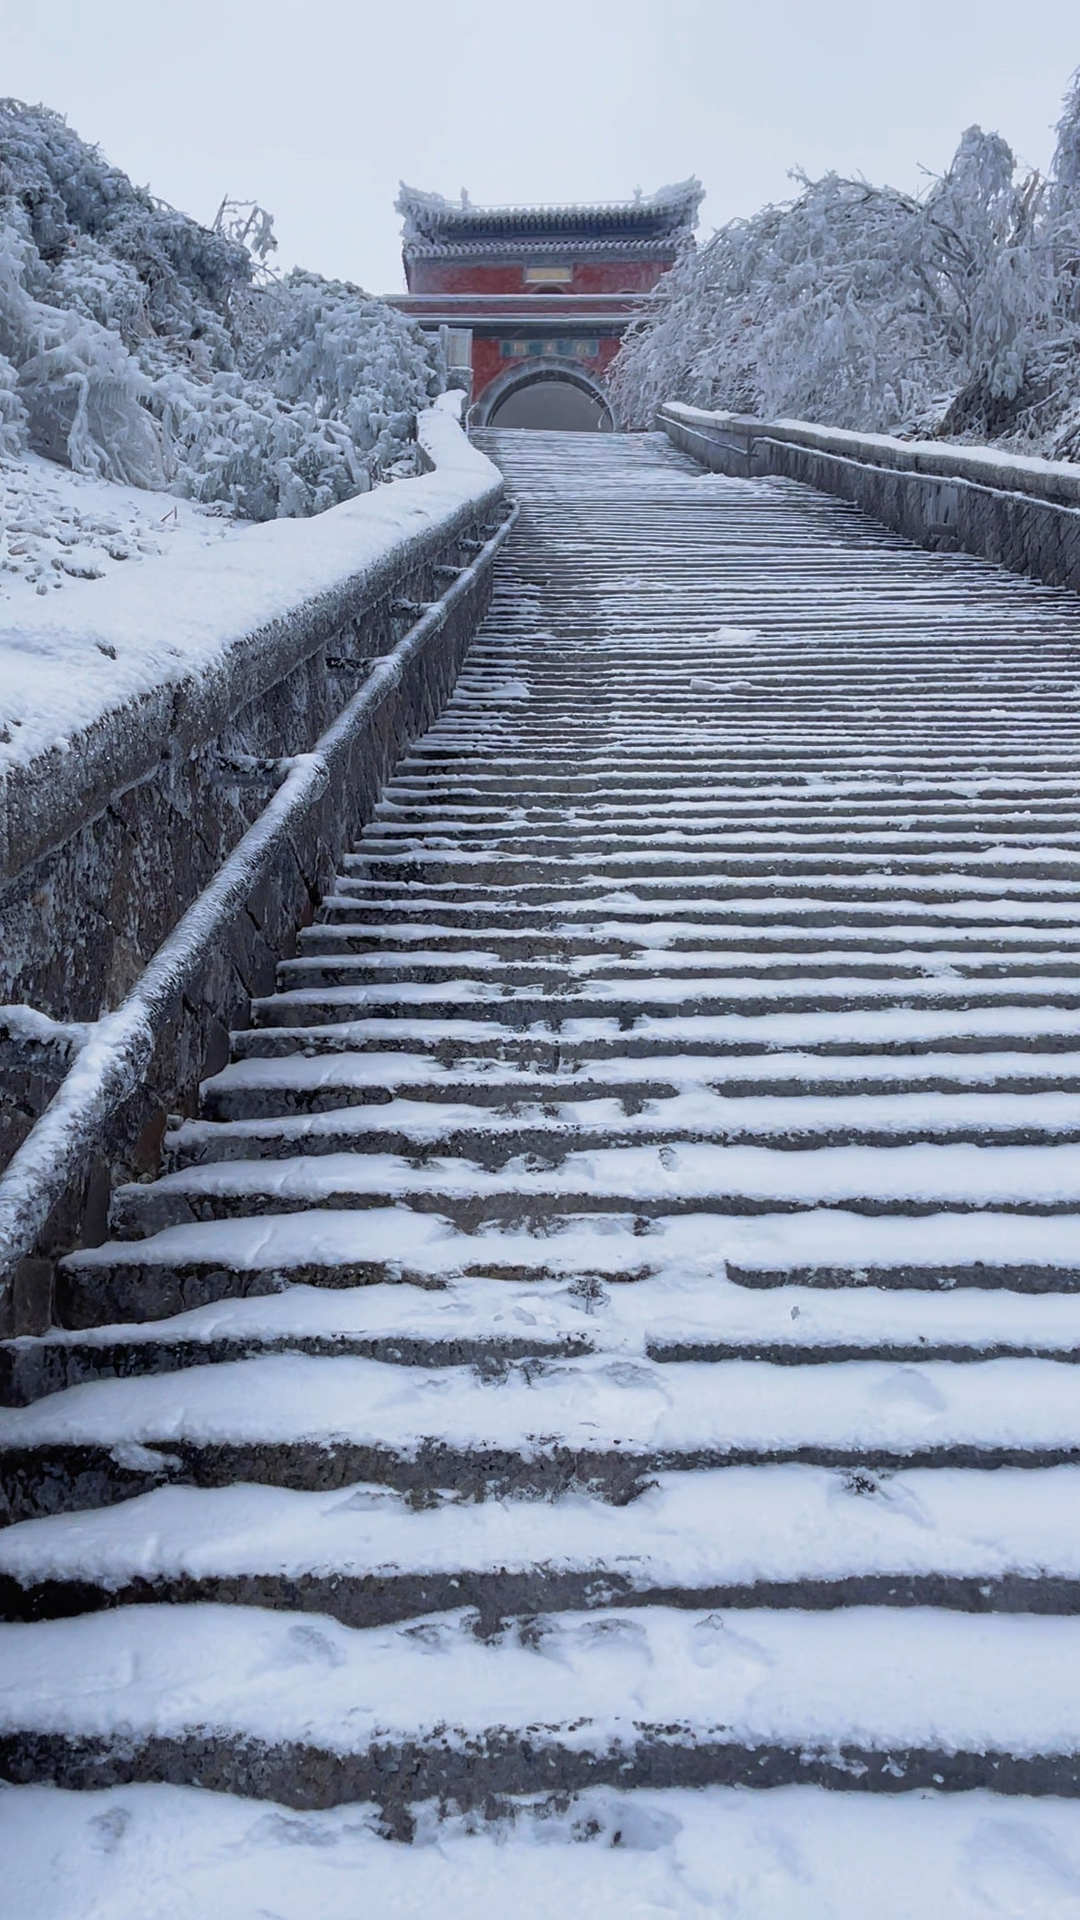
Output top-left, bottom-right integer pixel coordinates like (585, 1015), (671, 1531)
(388, 182), (702, 430)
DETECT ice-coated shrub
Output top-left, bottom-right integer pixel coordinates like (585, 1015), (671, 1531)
(0, 212), (169, 486)
(0, 348), (26, 457)
(250, 271), (433, 472)
(0, 99), (443, 516)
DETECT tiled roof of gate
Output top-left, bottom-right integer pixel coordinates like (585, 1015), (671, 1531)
(396, 181), (702, 259)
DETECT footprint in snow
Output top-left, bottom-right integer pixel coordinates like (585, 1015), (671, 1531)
(871, 1366), (948, 1413)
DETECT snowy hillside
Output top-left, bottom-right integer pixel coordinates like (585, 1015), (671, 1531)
(0, 101), (443, 523)
(612, 67), (1080, 460)
(0, 449), (245, 606)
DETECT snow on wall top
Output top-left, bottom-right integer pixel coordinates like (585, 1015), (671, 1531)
(660, 403), (1080, 510)
(0, 395), (503, 884)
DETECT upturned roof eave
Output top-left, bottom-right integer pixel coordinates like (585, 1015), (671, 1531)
(396, 180), (703, 246)
(401, 236), (689, 263)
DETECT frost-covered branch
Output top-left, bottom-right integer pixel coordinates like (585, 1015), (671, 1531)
(212, 197), (279, 273)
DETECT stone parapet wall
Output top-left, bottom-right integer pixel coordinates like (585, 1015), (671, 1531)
(657, 402), (1080, 591)
(0, 405), (505, 1332)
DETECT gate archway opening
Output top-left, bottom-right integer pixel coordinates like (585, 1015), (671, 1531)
(476, 364), (615, 432)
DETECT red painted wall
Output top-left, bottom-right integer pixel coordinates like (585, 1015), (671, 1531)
(572, 261), (665, 294)
(409, 257), (673, 296)
(469, 338), (501, 399)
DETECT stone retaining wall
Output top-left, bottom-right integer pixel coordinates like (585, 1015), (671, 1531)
(0, 408), (505, 1333)
(657, 402), (1080, 591)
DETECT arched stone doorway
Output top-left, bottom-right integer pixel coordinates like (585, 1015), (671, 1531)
(474, 364), (615, 432)
(490, 381), (611, 431)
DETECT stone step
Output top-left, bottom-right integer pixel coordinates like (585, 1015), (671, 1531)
(164, 1089), (1080, 1168)
(317, 906), (1080, 945)
(5, 1465), (1080, 1625)
(419, 723), (1080, 740)
(343, 850), (1080, 883)
(228, 1022), (1080, 1071)
(326, 873), (1080, 905)
(372, 794), (1080, 821)
(9, 1782), (1078, 1918)
(437, 718), (1080, 734)
(51, 1200), (1080, 1323)
(355, 822), (1080, 852)
(49, 1204), (1080, 1333)
(431, 649), (1077, 660)
(4, 1603), (1080, 1805)
(18, 1256), (1080, 1399)
(3, 1350), (1080, 1521)
(398, 734), (1080, 754)
(202, 1047), (1080, 1120)
(105, 1138), (1080, 1237)
(414, 727), (1080, 747)
(303, 922), (1080, 959)
(249, 982), (1080, 1031)
(365, 804), (1080, 831)
(317, 891), (1080, 926)
(390, 753), (1080, 775)
(380, 788), (1080, 817)
(278, 946), (1080, 985)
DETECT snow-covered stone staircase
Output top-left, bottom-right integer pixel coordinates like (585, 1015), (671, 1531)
(7, 427), (1080, 1845)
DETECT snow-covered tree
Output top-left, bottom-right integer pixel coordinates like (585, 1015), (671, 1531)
(610, 172), (943, 432)
(924, 129), (1052, 435)
(611, 71), (1080, 459)
(1050, 68), (1080, 294)
(0, 101), (444, 517)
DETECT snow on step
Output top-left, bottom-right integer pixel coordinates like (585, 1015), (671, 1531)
(164, 1089), (1080, 1166)
(5, 1465), (1080, 1606)
(36, 1260), (1080, 1361)
(228, 1004), (1080, 1056)
(3, 1350), (1079, 1474)
(62, 1199), (1080, 1272)
(253, 975), (1080, 1016)
(5, 1784), (1080, 1920)
(104, 1140), (1080, 1235)
(10, 426), (1080, 1877)
(196, 1047), (1080, 1125)
(5, 1603), (1080, 1798)
(48, 1206), (1080, 1349)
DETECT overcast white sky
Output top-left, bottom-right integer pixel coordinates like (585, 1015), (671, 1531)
(3, 1), (1079, 293)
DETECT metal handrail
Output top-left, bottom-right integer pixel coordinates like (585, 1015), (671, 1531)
(0, 505), (519, 1301)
